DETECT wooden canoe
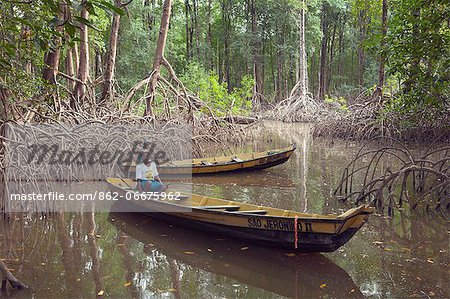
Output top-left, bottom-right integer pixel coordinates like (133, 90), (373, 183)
(119, 144), (296, 177)
(109, 212), (363, 298)
(106, 178), (373, 252)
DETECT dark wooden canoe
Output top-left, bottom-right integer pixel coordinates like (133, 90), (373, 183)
(109, 212), (364, 298)
(119, 144), (296, 177)
(106, 178), (373, 252)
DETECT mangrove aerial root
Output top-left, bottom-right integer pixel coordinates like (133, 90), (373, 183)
(0, 260), (28, 290)
(334, 137), (449, 218)
(267, 87), (449, 142)
(0, 52), (251, 214)
(0, 121), (195, 213)
(269, 92), (322, 123)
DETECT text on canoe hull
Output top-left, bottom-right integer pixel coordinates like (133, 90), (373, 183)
(248, 218), (313, 232)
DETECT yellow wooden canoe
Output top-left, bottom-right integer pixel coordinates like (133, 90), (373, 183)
(109, 212), (363, 298)
(119, 144), (296, 176)
(106, 178), (373, 252)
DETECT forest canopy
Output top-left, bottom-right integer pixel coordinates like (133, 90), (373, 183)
(0, 0), (448, 125)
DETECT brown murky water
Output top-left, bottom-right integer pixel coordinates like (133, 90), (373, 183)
(1, 122), (448, 298)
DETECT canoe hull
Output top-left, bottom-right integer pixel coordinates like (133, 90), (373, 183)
(137, 210), (360, 252)
(108, 184), (370, 252)
(107, 176), (372, 253)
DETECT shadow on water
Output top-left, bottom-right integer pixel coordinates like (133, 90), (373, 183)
(109, 212), (364, 298)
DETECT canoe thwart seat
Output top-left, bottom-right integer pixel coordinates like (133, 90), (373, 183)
(231, 157), (244, 163)
(230, 210), (268, 215)
(201, 161), (217, 166)
(199, 205), (240, 211)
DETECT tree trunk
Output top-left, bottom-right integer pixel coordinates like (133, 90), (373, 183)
(218, 39), (223, 81)
(189, 0), (195, 60)
(42, 4), (64, 85)
(261, 41), (265, 99)
(327, 20), (337, 92)
(74, 7), (90, 102)
(282, 29), (288, 98)
(0, 87), (12, 121)
(42, 48), (61, 84)
(222, 0), (231, 92)
(357, 9), (366, 88)
(73, 42), (79, 73)
(271, 43), (276, 96)
(94, 49), (102, 79)
(251, 0), (262, 109)
(276, 44), (283, 101)
(100, 0), (122, 103)
(193, 0), (200, 59)
(65, 47), (75, 91)
(298, 0), (308, 97)
(378, 0), (388, 88)
(146, 0), (173, 116)
(207, 0), (213, 70)
(318, 2), (328, 100)
(337, 16), (345, 87)
(310, 52), (316, 95)
(185, 0), (191, 63)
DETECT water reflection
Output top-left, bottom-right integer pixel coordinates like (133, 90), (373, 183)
(190, 171), (295, 189)
(109, 212), (363, 298)
(0, 121), (448, 298)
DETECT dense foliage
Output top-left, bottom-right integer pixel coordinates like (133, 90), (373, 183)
(387, 0), (450, 114)
(0, 0), (448, 124)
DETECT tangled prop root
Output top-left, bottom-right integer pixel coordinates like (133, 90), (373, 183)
(335, 137), (449, 218)
(0, 260), (28, 290)
(268, 91), (324, 123)
(267, 87), (449, 142)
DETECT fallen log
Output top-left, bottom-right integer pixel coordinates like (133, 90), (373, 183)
(221, 115), (258, 125)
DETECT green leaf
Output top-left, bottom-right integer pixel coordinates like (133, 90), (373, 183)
(48, 17), (66, 28)
(93, 1), (125, 16)
(74, 16), (100, 31)
(65, 23), (76, 37)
